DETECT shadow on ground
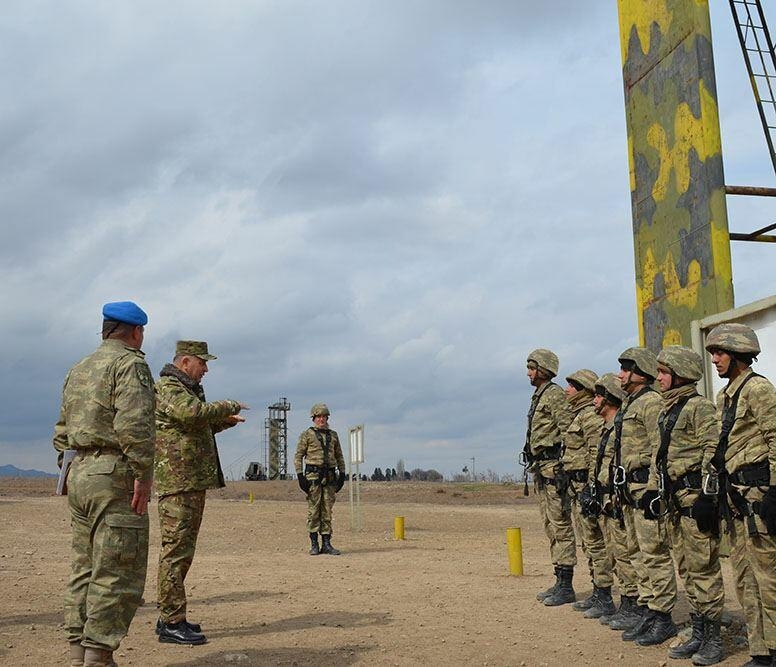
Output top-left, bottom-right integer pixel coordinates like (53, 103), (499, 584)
(166, 643), (374, 666)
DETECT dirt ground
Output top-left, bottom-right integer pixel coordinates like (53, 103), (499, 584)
(0, 479), (753, 666)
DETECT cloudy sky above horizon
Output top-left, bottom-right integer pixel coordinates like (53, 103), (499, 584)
(2, 2), (775, 479)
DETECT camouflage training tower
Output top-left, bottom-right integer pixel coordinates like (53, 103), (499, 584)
(263, 397), (291, 480)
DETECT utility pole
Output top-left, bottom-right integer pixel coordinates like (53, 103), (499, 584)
(470, 457), (475, 481)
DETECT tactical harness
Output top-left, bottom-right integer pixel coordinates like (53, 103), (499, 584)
(612, 385), (654, 509)
(653, 395), (693, 517)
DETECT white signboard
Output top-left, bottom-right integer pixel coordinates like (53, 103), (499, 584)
(349, 425), (364, 464)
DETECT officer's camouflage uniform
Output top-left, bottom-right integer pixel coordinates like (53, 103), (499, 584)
(562, 373), (611, 590)
(528, 379), (575, 566)
(154, 362), (241, 625)
(53, 338), (156, 651)
(295, 425), (346, 535)
(715, 366), (776, 655)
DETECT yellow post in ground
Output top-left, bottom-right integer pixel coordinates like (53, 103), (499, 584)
(394, 516), (405, 540)
(248, 492), (254, 504)
(506, 527), (523, 576)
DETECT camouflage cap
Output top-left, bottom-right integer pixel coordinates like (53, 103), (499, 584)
(594, 372), (627, 404)
(527, 348), (559, 377)
(175, 340), (217, 361)
(618, 346), (658, 380)
(704, 323), (761, 355)
(310, 403), (330, 417)
(566, 369), (598, 392)
(657, 345), (703, 381)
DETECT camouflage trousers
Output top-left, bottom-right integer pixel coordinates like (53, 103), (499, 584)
(667, 506), (724, 620)
(65, 450), (149, 651)
(602, 511), (638, 596)
(728, 514), (776, 653)
(306, 472), (337, 534)
(571, 486), (613, 588)
(157, 490), (206, 624)
(625, 499), (677, 613)
(535, 476), (576, 567)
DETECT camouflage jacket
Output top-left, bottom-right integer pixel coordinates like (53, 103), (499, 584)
(53, 339), (156, 482)
(561, 395), (602, 475)
(294, 426), (346, 474)
(716, 367), (776, 481)
(526, 381), (573, 477)
(615, 386), (662, 494)
(153, 364), (241, 496)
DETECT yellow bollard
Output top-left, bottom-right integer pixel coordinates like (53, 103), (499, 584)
(394, 516), (405, 540)
(506, 527), (523, 576)
(248, 492), (254, 504)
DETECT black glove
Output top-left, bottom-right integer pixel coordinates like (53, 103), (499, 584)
(579, 485), (601, 519)
(692, 494), (719, 534)
(335, 470), (347, 492)
(297, 475), (310, 494)
(639, 490), (661, 520)
(758, 486), (776, 535)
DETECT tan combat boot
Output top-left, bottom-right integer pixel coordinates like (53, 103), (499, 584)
(83, 647), (117, 667)
(69, 641), (85, 666)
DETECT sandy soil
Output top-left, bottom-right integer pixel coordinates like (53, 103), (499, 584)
(0, 479), (752, 666)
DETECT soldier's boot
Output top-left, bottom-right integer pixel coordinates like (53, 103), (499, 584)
(690, 617), (723, 666)
(668, 612), (704, 659)
(536, 566), (560, 602)
(599, 593), (630, 626)
(609, 599), (645, 631)
(622, 608), (655, 641)
(636, 610), (677, 646)
(69, 642), (85, 666)
(584, 586), (616, 619)
(740, 657), (771, 666)
(158, 621), (207, 645)
(83, 648), (117, 667)
(572, 584), (599, 611)
(156, 617), (201, 635)
(309, 532), (320, 555)
(320, 534), (341, 555)
(543, 566), (575, 606)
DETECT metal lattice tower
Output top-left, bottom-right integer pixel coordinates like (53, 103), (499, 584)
(729, 0), (776, 175)
(264, 397), (291, 480)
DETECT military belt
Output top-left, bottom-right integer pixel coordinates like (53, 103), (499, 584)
(728, 461), (770, 487)
(625, 466), (650, 484)
(675, 505), (694, 519)
(538, 474), (558, 487)
(305, 464), (334, 474)
(670, 470), (703, 491)
(533, 443), (562, 461)
(567, 469), (588, 483)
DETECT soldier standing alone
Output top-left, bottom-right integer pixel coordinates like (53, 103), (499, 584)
(53, 301), (156, 667)
(294, 404), (347, 555)
(154, 341), (247, 645)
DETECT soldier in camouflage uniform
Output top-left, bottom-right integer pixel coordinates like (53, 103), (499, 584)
(294, 403), (347, 555)
(587, 374), (641, 627)
(612, 347), (677, 646)
(154, 340), (247, 645)
(705, 324), (776, 667)
(523, 349), (575, 605)
(561, 369), (614, 617)
(53, 301), (155, 667)
(652, 346), (723, 665)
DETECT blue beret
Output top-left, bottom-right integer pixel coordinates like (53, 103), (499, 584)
(102, 301), (148, 326)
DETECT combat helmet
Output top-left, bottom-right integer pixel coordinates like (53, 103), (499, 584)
(310, 403), (330, 417)
(594, 372), (627, 405)
(566, 369), (598, 392)
(657, 346), (703, 382)
(704, 323), (761, 355)
(618, 346), (658, 380)
(527, 348), (559, 377)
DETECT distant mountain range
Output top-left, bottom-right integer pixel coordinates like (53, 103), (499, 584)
(0, 464), (56, 478)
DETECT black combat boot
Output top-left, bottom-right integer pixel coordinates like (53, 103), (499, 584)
(668, 612), (704, 659)
(623, 607), (655, 640)
(158, 620), (207, 645)
(544, 565), (575, 606)
(536, 566), (560, 602)
(636, 610), (677, 646)
(610, 600), (645, 631)
(600, 593), (631, 625)
(320, 534), (341, 555)
(309, 532), (320, 555)
(156, 617), (201, 634)
(740, 657), (771, 667)
(572, 584), (599, 611)
(584, 586), (616, 619)
(690, 617), (723, 666)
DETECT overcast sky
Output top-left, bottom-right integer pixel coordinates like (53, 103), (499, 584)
(2, 2), (774, 479)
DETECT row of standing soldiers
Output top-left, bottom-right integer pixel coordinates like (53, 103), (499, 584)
(523, 323), (776, 667)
